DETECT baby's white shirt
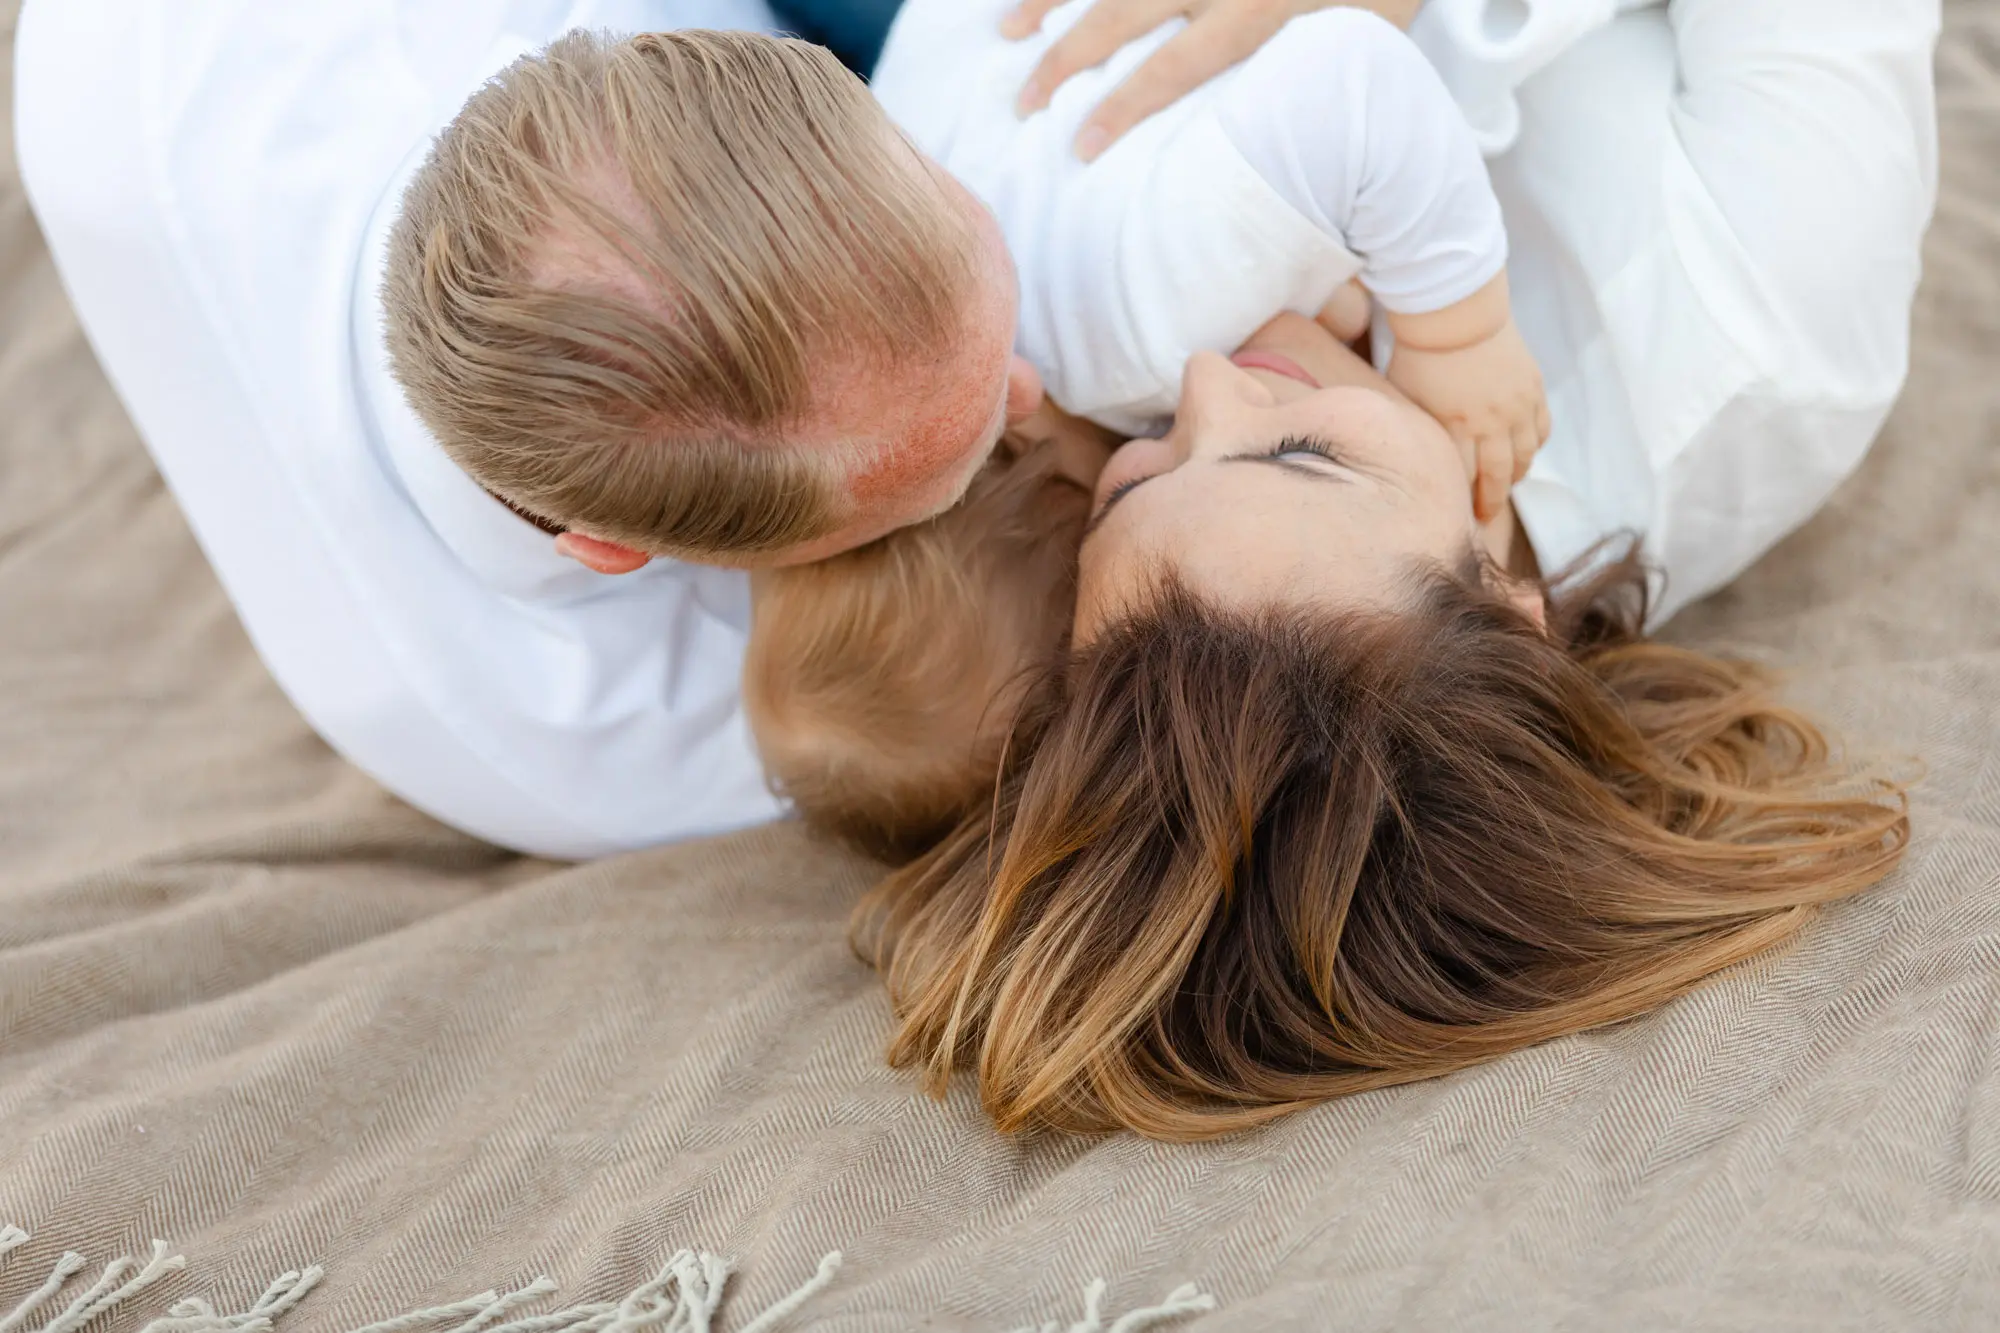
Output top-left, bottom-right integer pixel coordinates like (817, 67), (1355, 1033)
(872, 1), (1506, 435)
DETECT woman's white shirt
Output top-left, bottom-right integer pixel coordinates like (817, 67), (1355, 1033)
(873, 1), (1509, 435)
(1416, 0), (1940, 618)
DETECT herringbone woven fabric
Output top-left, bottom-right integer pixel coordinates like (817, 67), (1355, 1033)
(3, 3), (1999, 1329)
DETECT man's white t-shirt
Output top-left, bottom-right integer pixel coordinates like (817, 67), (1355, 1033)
(874, 1), (1508, 436)
(17, 0), (785, 859)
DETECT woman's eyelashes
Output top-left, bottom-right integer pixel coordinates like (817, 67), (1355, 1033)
(1265, 434), (1345, 466)
(1091, 433), (1348, 524)
(1088, 473), (1153, 530)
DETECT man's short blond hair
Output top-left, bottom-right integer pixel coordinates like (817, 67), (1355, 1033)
(382, 28), (978, 558)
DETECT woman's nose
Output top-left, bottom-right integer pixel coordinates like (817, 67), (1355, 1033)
(1180, 349), (1237, 398)
(1181, 349), (1273, 407)
(1173, 351), (1265, 452)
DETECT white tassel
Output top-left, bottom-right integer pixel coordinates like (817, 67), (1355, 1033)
(1, 1223), (1211, 1333)
(142, 1265), (327, 1331)
(371, 1248), (843, 1333)
(1105, 1283), (1216, 1333)
(0, 1248), (89, 1333)
(0, 1237), (187, 1333)
(1007, 1278), (1217, 1333)
(732, 1252), (840, 1333)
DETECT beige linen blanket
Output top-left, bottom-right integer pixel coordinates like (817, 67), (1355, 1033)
(5, 2), (2000, 1328)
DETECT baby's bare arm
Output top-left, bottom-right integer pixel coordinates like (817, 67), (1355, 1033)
(1384, 272), (1511, 353)
(1383, 274), (1550, 522)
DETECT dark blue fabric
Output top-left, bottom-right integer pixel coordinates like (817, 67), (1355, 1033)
(767, 0), (906, 74)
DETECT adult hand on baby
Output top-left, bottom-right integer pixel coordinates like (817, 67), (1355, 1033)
(1005, 0), (1422, 161)
(1386, 320), (1550, 523)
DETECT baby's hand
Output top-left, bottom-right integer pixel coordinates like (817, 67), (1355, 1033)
(1384, 289), (1549, 521)
(1388, 322), (1548, 521)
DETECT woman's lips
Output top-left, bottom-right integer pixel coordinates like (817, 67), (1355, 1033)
(1229, 349), (1320, 389)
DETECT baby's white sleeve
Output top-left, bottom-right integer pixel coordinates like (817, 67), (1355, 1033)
(1216, 8), (1508, 315)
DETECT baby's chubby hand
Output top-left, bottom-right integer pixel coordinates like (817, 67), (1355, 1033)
(1383, 275), (1550, 521)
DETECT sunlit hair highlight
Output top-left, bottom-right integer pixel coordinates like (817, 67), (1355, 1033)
(853, 551), (1911, 1139)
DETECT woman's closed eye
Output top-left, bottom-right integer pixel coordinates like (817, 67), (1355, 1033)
(1260, 434), (1346, 469)
(1085, 472), (1154, 535)
(1087, 433), (1352, 533)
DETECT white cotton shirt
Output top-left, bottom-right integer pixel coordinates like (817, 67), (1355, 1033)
(873, 1), (1509, 436)
(15, 0), (786, 859)
(1410, 0), (1940, 618)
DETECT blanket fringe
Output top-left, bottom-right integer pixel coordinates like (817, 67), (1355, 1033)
(0, 1233), (187, 1333)
(1005, 1276), (1219, 1333)
(1, 1226), (1213, 1332)
(344, 1248), (842, 1333)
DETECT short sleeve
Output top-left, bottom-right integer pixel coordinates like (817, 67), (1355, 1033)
(1215, 8), (1508, 314)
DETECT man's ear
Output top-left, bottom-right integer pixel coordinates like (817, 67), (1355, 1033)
(1005, 355), (1044, 424)
(553, 532), (652, 575)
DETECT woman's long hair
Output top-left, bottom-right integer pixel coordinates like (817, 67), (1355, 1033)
(851, 552), (1910, 1139)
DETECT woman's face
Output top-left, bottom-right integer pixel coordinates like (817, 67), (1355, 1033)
(1074, 314), (1488, 641)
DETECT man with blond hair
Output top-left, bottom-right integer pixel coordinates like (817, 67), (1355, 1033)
(381, 27), (1042, 577)
(15, 0), (1072, 859)
(18, 0), (1302, 859)
(4, 5), (707, 856)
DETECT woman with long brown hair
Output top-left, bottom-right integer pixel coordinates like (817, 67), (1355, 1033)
(752, 310), (1911, 1140)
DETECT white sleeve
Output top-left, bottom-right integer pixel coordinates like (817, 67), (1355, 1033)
(1215, 8), (1508, 316)
(1664, 0), (1940, 389)
(1409, 0), (1646, 156)
(1652, 0), (1940, 615)
(1491, 0), (1939, 620)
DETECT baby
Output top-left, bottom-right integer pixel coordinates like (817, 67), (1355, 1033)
(871, 0), (1549, 520)
(743, 427), (1102, 860)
